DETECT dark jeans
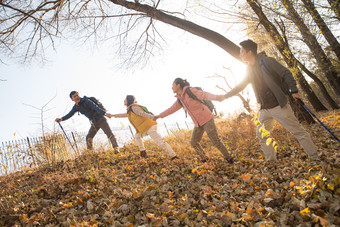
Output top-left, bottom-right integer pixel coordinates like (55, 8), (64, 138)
(190, 119), (231, 160)
(86, 116), (118, 150)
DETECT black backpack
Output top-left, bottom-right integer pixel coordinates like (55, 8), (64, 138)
(84, 96), (106, 111)
(177, 87), (217, 116)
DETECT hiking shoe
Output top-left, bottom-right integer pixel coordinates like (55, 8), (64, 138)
(114, 147), (120, 154)
(309, 155), (320, 161)
(266, 161), (278, 168)
(171, 156), (179, 161)
(140, 150), (147, 158)
(225, 157), (234, 164)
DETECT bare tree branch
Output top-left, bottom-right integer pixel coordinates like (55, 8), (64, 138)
(206, 68), (253, 113)
(23, 93), (57, 136)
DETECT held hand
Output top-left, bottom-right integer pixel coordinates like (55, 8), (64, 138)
(216, 95), (226, 102)
(55, 118), (62, 123)
(292, 93), (301, 101)
(153, 115), (160, 121)
(105, 113), (112, 118)
(224, 93), (231, 100)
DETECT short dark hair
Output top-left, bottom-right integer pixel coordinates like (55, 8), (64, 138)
(239, 39), (257, 55)
(173, 78), (190, 89)
(69, 91), (77, 99)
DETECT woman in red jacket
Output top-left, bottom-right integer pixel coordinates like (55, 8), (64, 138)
(155, 78), (233, 164)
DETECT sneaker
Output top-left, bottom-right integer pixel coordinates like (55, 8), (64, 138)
(140, 150), (147, 158)
(225, 157), (234, 164)
(266, 161), (278, 168)
(309, 155), (320, 161)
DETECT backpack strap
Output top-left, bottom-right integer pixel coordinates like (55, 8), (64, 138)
(128, 104), (153, 115)
(259, 58), (289, 94)
(177, 99), (188, 118)
(185, 87), (205, 105)
(259, 57), (271, 75)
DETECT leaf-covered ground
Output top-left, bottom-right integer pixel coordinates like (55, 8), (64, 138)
(1, 111), (339, 226)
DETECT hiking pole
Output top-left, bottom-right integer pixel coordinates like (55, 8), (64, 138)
(297, 99), (340, 143)
(57, 122), (78, 153)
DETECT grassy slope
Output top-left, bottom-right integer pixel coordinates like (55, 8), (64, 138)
(0, 111), (339, 226)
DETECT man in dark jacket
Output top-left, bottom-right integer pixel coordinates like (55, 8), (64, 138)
(55, 91), (119, 152)
(224, 39), (318, 163)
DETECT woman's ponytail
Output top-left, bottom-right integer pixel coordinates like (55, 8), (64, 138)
(174, 78), (190, 89)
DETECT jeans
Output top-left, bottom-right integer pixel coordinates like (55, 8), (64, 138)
(190, 119), (231, 160)
(86, 116), (118, 150)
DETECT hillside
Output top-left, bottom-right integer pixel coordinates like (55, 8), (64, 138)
(1, 111), (339, 226)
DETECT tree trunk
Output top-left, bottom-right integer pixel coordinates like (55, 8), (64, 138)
(301, 0), (340, 61)
(280, 0), (340, 96)
(327, 0), (340, 21)
(246, 0), (328, 112)
(297, 60), (339, 109)
(110, 0), (241, 62)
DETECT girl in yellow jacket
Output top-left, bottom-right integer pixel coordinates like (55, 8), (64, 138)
(113, 95), (177, 159)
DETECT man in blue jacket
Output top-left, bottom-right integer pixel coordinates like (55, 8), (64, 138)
(55, 91), (119, 152)
(224, 39), (318, 164)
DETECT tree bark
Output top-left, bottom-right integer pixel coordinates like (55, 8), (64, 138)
(280, 0), (340, 96)
(297, 60), (339, 109)
(301, 0), (340, 61)
(327, 0), (340, 21)
(246, 0), (328, 112)
(109, 0), (241, 61)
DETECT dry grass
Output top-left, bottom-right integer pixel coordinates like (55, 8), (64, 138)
(0, 111), (339, 226)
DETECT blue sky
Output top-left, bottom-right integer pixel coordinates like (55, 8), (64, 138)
(0, 22), (255, 143)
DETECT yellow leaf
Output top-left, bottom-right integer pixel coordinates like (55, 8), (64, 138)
(63, 202), (73, 208)
(327, 183), (334, 190)
(300, 207), (310, 215)
(290, 182), (295, 187)
(266, 138), (272, 146)
(161, 168), (167, 174)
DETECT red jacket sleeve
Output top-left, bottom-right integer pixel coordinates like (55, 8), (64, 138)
(159, 100), (182, 118)
(189, 87), (219, 101)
